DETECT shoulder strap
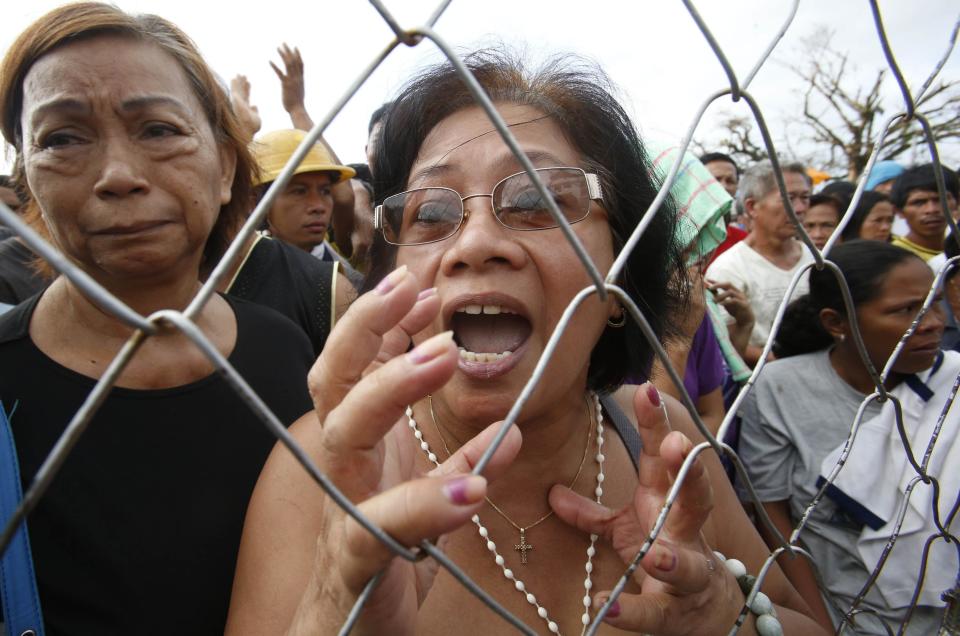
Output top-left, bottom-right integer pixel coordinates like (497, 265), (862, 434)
(0, 403), (45, 636)
(599, 393), (642, 472)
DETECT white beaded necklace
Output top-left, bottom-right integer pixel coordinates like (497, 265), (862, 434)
(406, 392), (606, 635)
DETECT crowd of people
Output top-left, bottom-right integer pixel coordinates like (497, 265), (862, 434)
(0, 3), (957, 635)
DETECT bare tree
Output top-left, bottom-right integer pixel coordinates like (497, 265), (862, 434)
(789, 29), (960, 180)
(697, 114), (770, 167)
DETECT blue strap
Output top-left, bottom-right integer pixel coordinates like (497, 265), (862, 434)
(0, 403), (45, 636)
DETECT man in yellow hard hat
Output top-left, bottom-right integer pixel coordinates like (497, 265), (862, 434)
(252, 129), (356, 263)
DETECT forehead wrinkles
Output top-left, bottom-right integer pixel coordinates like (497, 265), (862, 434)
(410, 111), (554, 185)
(22, 39), (199, 131)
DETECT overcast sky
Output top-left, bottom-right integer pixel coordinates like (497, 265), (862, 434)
(2, 0), (958, 177)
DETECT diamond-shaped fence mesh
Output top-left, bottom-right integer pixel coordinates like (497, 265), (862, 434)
(1, 0), (959, 634)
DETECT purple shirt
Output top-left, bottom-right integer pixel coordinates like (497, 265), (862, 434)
(684, 316), (725, 402)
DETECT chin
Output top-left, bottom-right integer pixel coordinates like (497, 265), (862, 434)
(438, 383), (515, 424)
(92, 251), (197, 283)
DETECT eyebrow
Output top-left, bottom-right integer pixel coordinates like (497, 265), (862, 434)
(118, 95), (191, 114)
(29, 94), (190, 126)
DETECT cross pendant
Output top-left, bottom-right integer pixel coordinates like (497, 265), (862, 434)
(514, 528), (534, 564)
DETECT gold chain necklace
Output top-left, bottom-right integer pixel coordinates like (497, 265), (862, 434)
(427, 394), (593, 564)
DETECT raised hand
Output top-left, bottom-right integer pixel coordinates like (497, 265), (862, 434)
(228, 266), (521, 636)
(229, 74), (261, 142)
(269, 43), (312, 129)
(549, 384), (746, 635)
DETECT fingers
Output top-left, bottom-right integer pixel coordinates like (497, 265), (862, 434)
(660, 431), (714, 542)
(308, 265), (426, 418)
(322, 330), (457, 454)
(230, 75), (250, 99)
(592, 590), (668, 633)
(595, 546), (734, 632)
(277, 43), (302, 73)
(633, 383), (672, 490)
(268, 60), (284, 81)
(548, 483), (616, 537)
(640, 539), (712, 595)
(428, 420), (522, 483)
(376, 287), (441, 365)
(341, 474), (487, 591)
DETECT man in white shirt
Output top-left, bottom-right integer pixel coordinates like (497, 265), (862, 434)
(706, 160), (815, 367)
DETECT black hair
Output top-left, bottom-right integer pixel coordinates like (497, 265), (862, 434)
(840, 190), (891, 242)
(368, 102), (391, 135)
(348, 162), (373, 184)
(698, 152), (739, 175)
(820, 180), (856, 211)
(809, 193), (842, 219)
(774, 240), (921, 357)
(366, 49), (685, 392)
(890, 163), (959, 209)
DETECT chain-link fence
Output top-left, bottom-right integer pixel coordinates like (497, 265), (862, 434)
(1, 0), (959, 634)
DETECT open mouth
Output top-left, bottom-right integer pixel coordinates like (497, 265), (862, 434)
(450, 303), (532, 364)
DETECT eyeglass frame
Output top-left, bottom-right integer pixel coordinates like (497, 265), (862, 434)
(373, 166), (604, 247)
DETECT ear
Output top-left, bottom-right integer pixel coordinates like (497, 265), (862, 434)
(744, 197), (759, 219)
(819, 307), (847, 340)
(608, 297), (623, 321)
(218, 143), (238, 206)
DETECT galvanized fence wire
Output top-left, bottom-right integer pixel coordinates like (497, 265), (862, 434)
(0, 0), (959, 633)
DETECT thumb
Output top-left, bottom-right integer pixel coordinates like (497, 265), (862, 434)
(341, 474), (486, 590)
(549, 483), (616, 537)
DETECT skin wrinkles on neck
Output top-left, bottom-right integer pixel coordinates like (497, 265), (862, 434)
(745, 229), (803, 268)
(61, 274), (204, 338)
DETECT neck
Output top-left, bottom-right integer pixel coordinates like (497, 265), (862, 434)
(419, 389), (595, 512)
(829, 344), (903, 395)
(905, 231), (941, 251)
(50, 272), (202, 341)
(745, 231), (794, 258)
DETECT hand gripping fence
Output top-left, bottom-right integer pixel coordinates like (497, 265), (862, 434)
(1, 0), (959, 633)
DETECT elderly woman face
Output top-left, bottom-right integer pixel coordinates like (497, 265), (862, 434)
(394, 104), (616, 423)
(19, 35), (236, 283)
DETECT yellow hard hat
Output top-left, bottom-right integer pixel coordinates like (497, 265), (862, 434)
(252, 129), (356, 186)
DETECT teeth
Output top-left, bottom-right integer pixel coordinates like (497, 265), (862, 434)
(454, 304), (516, 315)
(457, 348), (513, 363)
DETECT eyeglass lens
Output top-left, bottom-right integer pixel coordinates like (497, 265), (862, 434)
(381, 168), (591, 246)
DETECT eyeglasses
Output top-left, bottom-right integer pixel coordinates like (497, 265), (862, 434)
(374, 167), (603, 246)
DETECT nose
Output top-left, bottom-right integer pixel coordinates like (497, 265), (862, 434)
(307, 189), (332, 215)
(440, 196), (525, 274)
(93, 136), (150, 199)
(917, 302), (946, 336)
(792, 196), (810, 216)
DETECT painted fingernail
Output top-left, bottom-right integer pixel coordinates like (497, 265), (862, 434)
(407, 331), (454, 364)
(442, 475), (486, 505)
(375, 264), (408, 295)
(417, 287), (438, 301)
(605, 599), (621, 619)
(655, 547), (676, 572)
(647, 384), (661, 407)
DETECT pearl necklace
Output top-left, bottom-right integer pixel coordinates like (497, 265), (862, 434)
(406, 392), (606, 635)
